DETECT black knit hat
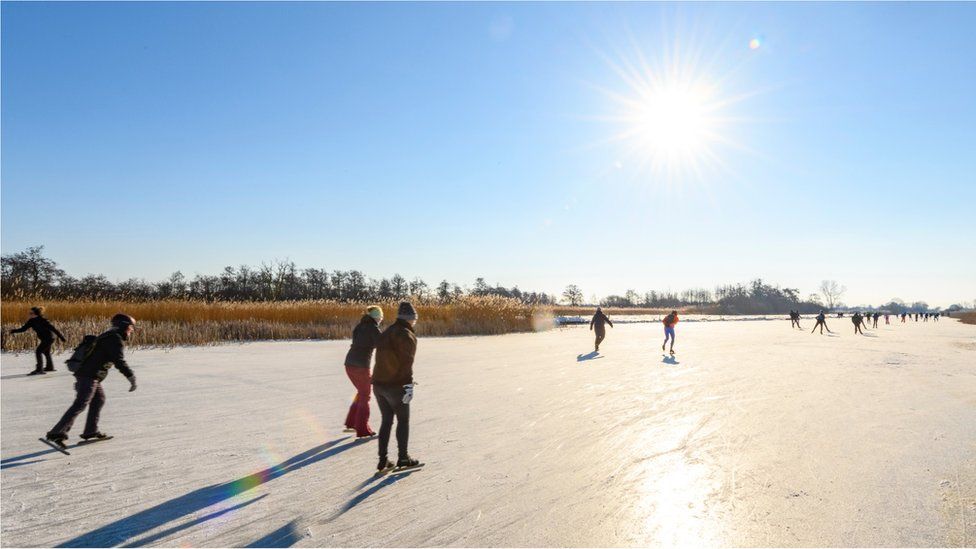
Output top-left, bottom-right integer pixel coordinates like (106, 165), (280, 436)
(111, 313), (136, 328)
(397, 302), (418, 321)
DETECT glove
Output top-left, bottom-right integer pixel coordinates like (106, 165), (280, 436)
(402, 384), (414, 405)
(127, 375), (138, 392)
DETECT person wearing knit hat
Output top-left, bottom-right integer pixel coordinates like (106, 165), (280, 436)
(9, 305), (67, 375)
(45, 313), (138, 449)
(372, 301), (422, 471)
(589, 307), (613, 352)
(342, 306), (383, 438)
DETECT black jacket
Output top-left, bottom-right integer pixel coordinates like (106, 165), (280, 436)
(11, 317), (66, 343)
(372, 319), (416, 386)
(344, 315), (381, 368)
(590, 312), (613, 333)
(75, 329), (134, 382)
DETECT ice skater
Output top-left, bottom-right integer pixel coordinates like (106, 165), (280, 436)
(901, 312), (907, 323)
(9, 306), (67, 375)
(789, 310), (802, 329)
(372, 302), (422, 472)
(661, 310), (679, 355)
(45, 314), (138, 449)
(811, 310), (831, 334)
(589, 307), (613, 352)
(872, 312), (880, 328)
(852, 312), (866, 335)
(343, 306), (383, 439)
(884, 313), (890, 325)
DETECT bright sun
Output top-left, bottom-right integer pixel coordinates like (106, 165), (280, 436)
(595, 35), (750, 184)
(634, 86), (711, 155)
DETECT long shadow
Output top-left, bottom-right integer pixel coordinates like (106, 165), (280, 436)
(2, 442), (87, 467)
(662, 355), (680, 365)
(244, 519), (303, 548)
(0, 459), (46, 470)
(330, 470), (418, 521)
(57, 437), (363, 548)
(576, 351), (603, 362)
(121, 495), (268, 547)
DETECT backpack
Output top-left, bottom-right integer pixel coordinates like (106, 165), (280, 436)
(65, 335), (99, 373)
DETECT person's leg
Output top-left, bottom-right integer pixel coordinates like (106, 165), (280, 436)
(344, 366), (360, 430)
(33, 342), (45, 373)
(394, 398), (411, 461)
(595, 332), (605, 351)
(40, 340), (55, 370)
(375, 385), (395, 460)
(49, 378), (96, 437)
(82, 382), (106, 436)
(347, 366), (374, 436)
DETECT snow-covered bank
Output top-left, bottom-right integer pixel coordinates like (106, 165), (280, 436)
(2, 319), (974, 547)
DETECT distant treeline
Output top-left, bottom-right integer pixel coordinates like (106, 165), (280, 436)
(595, 279), (825, 314)
(2, 246), (959, 315)
(1, 246), (558, 305)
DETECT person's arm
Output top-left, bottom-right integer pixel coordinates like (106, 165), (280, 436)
(108, 336), (136, 380)
(50, 322), (67, 342)
(10, 321), (31, 334)
(589, 316), (594, 330)
(395, 330), (416, 384)
(606, 315), (613, 328)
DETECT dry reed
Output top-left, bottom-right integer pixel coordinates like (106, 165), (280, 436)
(1, 297), (553, 352)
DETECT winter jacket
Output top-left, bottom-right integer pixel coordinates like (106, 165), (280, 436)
(344, 315), (381, 368)
(11, 317), (65, 343)
(372, 319), (416, 387)
(74, 329), (134, 382)
(590, 312), (613, 334)
(663, 313), (679, 327)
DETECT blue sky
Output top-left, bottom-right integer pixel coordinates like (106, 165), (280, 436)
(2, 2), (974, 306)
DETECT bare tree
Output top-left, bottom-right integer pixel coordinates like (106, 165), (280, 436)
(562, 284), (584, 306)
(819, 280), (846, 309)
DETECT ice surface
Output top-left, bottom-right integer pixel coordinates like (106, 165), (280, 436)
(2, 319), (974, 547)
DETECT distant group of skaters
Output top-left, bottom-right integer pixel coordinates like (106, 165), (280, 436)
(10, 303), (424, 473)
(586, 306), (944, 352)
(797, 309), (941, 334)
(9, 302), (948, 471)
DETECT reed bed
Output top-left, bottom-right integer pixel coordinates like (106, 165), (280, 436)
(1, 297), (553, 352)
(957, 312), (976, 325)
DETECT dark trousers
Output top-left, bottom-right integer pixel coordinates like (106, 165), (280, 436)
(343, 365), (374, 436)
(36, 340), (54, 370)
(594, 329), (605, 350)
(373, 383), (409, 460)
(854, 323), (863, 334)
(50, 377), (105, 437)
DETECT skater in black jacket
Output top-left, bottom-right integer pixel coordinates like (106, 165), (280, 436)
(45, 314), (138, 448)
(372, 302), (421, 471)
(789, 310), (802, 329)
(852, 312), (865, 335)
(811, 311), (830, 334)
(9, 306), (66, 375)
(589, 307), (613, 352)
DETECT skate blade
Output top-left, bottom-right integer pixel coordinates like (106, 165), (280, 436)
(77, 436), (114, 445)
(38, 438), (70, 455)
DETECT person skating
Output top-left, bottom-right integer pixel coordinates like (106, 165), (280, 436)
(934, 312), (940, 322)
(789, 310), (802, 329)
(372, 302), (421, 471)
(811, 310), (831, 334)
(589, 307), (613, 352)
(901, 312), (907, 323)
(45, 314), (137, 448)
(884, 313), (890, 325)
(852, 312), (865, 335)
(872, 312), (880, 328)
(9, 306), (67, 375)
(343, 306), (383, 439)
(661, 310), (679, 355)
